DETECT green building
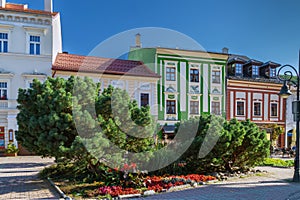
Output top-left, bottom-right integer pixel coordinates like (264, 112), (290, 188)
(128, 45), (228, 126)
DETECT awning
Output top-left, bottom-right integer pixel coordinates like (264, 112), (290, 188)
(163, 125), (176, 134)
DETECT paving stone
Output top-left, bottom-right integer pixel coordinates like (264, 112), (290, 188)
(0, 156), (60, 199)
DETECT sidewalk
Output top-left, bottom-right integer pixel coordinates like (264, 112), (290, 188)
(135, 166), (300, 200)
(0, 156), (60, 200)
(1, 156), (300, 200)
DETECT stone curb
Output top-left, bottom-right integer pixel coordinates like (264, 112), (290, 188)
(47, 177), (72, 200)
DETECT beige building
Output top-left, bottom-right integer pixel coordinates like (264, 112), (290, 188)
(52, 53), (160, 118)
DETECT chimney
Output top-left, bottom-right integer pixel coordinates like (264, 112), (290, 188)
(222, 47), (229, 54)
(0, 0), (6, 8)
(135, 33), (141, 48)
(44, 0), (52, 12)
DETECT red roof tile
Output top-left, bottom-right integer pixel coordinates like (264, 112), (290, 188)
(0, 3), (58, 16)
(52, 53), (160, 78)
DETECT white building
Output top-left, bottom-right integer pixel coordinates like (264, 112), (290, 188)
(0, 0), (62, 151)
(285, 89), (296, 148)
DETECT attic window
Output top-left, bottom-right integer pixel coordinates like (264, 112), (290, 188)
(235, 63), (242, 75)
(270, 68), (276, 77)
(252, 65), (259, 76)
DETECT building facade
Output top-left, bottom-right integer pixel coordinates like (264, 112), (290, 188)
(129, 46), (228, 125)
(0, 0), (62, 151)
(52, 53), (160, 118)
(285, 89), (296, 148)
(226, 56), (286, 147)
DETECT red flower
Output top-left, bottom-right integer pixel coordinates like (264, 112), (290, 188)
(122, 163), (130, 171)
(131, 162), (137, 169)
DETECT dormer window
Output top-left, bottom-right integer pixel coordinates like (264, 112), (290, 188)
(235, 63), (243, 75)
(260, 62), (280, 78)
(252, 65), (259, 76)
(243, 59), (263, 78)
(270, 68), (276, 77)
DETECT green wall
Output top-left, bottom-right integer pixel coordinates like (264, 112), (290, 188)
(128, 48), (227, 123)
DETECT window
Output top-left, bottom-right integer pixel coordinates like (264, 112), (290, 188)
(8, 129), (13, 142)
(140, 93), (149, 107)
(212, 70), (220, 83)
(190, 69), (199, 82)
(270, 68), (276, 77)
(236, 101), (245, 116)
(0, 33), (8, 53)
(29, 35), (40, 55)
(235, 63), (242, 75)
(0, 82), (7, 100)
(211, 101), (220, 115)
(166, 100), (176, 114)
(252, 65), (259, 76)
(253, 102), (261, 116)
(271, 103), (278, 117)
(166, 67), (176, 81)
(190, 101), (199, 114)
(29, 82), (34, 88)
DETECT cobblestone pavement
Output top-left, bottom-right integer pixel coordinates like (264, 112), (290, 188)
(135, 166), (300, 200)
(0, 156), (60, 200)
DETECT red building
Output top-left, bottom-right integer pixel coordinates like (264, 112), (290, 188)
(226, 56), (286, 147)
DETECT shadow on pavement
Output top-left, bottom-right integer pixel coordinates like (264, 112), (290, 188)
(0, 162), (53, 169)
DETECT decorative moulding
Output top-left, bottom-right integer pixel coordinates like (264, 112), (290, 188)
(0, 23), (14, 30)
(23, 26), (47, 35)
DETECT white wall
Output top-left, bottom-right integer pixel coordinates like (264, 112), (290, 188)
(0, 8), (62, 148)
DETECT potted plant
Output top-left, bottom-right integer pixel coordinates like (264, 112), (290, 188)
(5, 143), (19, 156)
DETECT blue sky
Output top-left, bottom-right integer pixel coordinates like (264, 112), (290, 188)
(10, 0), (300, 68)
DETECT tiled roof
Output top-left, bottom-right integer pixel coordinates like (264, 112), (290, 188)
(244, 59), (264, 66)
(52, 53), (160, 78)
(227, 56), (248, 64)
(261, 61), (281, 68)
(0, 3), (58, 16)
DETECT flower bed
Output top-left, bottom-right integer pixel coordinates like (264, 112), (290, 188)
(94, 174), (216, 198)
(98, 186), (141, 197)
(144, 174), (216, 192)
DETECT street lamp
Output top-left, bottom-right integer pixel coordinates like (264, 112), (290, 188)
(277, 51), (300, 182)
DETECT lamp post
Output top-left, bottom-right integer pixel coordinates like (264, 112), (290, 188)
(277, 50), (300, 182)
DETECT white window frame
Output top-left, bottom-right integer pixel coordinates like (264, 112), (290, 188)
(253, 101), (262, 116)
(0, 32), (8, 53)
(270, 102), (278, 117)
(236, 100), (245, 116)
(23, 26), (46, 55)
(189, 100), (199, 115)
(140, 92), (150, 107)
(0, 24), (13, 54)
(166, 66), (176, 81)
(166, 100), (176, 114)
(189, 67), (199, 83)
(165, 61), (177, 82)
(0, 81), (7, 100)
(211, 101), (221, 115)
(211, 70), (221, 84)
(29, 35), (41, 55)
